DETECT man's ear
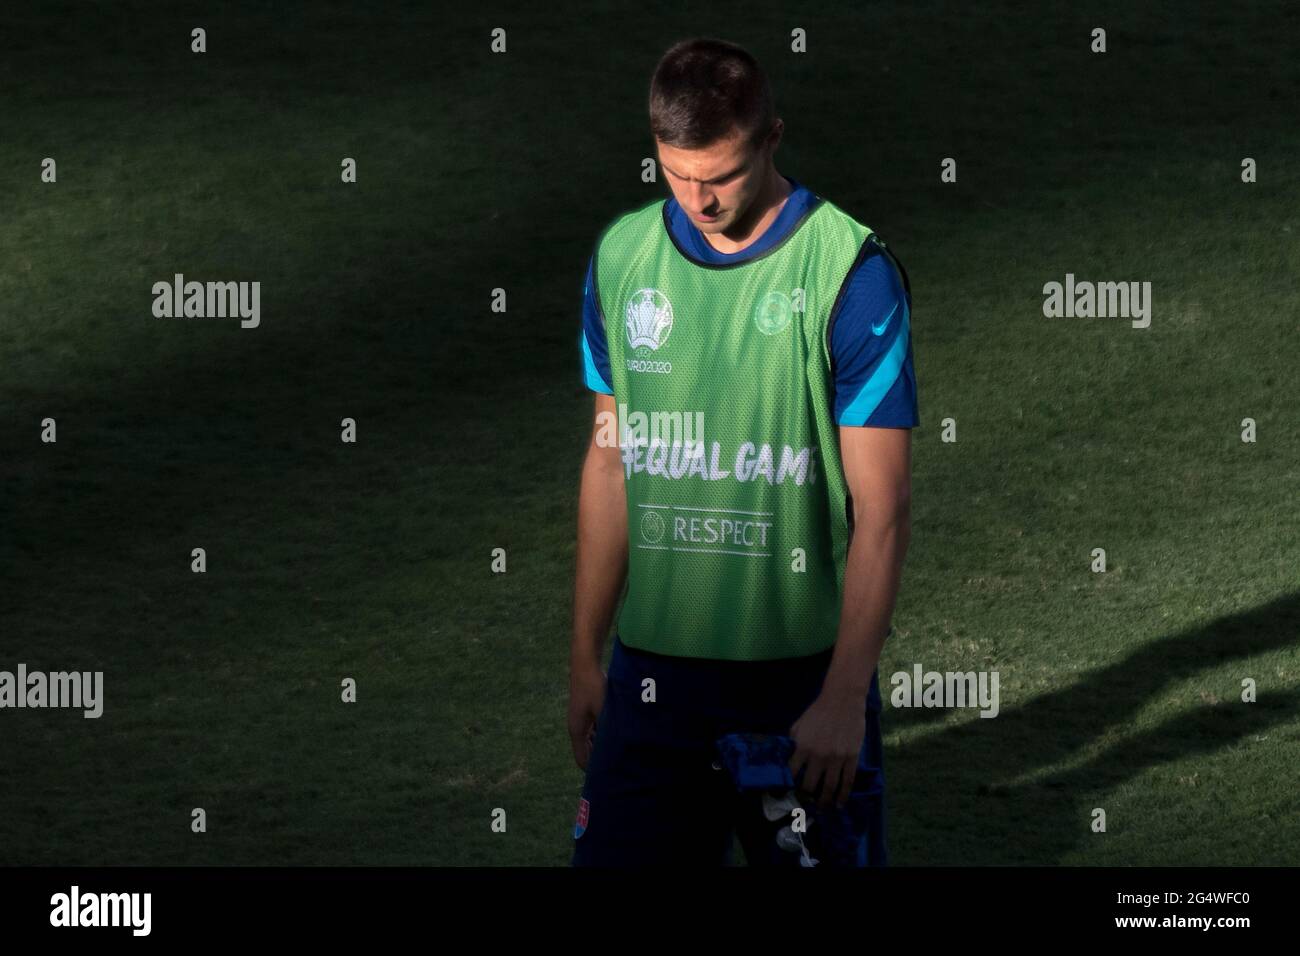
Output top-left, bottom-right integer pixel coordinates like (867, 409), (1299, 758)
(767, 118), (784, 152)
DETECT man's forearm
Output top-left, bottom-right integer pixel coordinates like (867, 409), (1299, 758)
(823, 508), (911, 698)
(571, 451), (629, 671)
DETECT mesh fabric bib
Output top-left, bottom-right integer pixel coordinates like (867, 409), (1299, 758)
(593, 195), (874, 660)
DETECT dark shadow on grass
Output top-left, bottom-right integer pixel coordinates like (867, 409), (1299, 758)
(885, 591), (1300, 864)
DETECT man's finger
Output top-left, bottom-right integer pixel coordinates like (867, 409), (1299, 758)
(834, 759), (856, 808)
(788, 744), (809, 785)
(814, 761), (842, 810)
(799, 755), (827, 806)
(570, 720), (593, 769)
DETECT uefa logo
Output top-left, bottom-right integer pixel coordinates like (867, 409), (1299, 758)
(640, 510), (666, 544)
(626, 288), (674, 353)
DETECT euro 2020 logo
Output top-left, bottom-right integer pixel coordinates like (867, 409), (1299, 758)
(626, 288), (674, 357)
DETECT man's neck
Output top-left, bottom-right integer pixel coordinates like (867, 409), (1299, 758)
(702, 169), (793, 255)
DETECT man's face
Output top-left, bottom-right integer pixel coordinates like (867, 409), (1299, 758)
(655, 124), (777, 236)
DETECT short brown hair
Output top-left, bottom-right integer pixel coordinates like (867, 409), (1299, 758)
(649, 38), (775, 150)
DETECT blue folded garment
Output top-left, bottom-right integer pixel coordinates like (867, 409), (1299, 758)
(715, 732), (797, 792)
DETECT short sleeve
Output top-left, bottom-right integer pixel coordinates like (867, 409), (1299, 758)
(831, 249), (918, 427)
(579, 254), (614, 395)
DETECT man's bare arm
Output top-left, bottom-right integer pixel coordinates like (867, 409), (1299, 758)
(571, 392), (628, 671)
(823, 424), (913, 698)
(567, 392), (628, 768)
(788, 424), (911, 807)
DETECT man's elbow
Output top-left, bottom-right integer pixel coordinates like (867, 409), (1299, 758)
(586, 440), (624, 478)
(853, 495), (912, 546)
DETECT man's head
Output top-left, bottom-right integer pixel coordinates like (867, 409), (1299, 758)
(649, 38), (784, 237)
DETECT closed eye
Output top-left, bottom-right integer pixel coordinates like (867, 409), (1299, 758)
(664, 163), (746, 186)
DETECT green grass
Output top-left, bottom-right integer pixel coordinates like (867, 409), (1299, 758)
(0, 0), (1297, 865)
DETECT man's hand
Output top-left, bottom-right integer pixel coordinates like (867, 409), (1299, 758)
(789, 689), (866, 809)
(567, 659), (607, 770)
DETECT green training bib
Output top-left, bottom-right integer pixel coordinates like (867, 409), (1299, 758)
(592, 196), (874, 660)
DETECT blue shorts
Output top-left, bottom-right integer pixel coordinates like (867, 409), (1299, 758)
(571, 635), (887, 867)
